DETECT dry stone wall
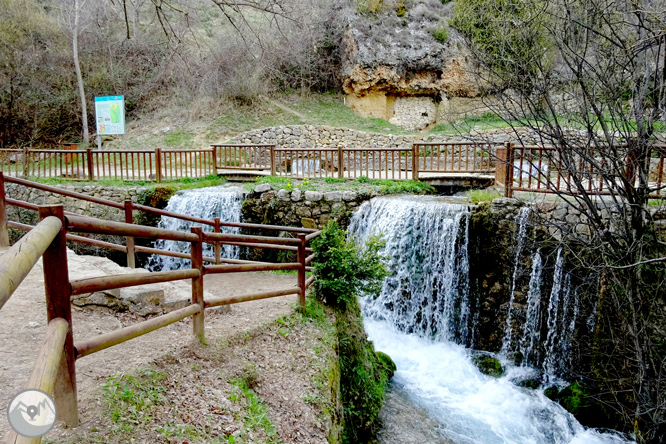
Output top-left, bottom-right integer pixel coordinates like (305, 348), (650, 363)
(229, 124), (543, 149)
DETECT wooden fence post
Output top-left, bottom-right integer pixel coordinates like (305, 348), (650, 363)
(39, 205), (78, 427)
(22, 146), (29, 178)
(86, 148), (94, 181)
(270, 145), (276, 176)
(297, 234), (307, 310)
(214, 218), (221, 265)
(190, 226), (205, 340)
(505, 142), (515, 198)
(155, 148), (162, 183)
(338, 146), (344, 179)
(412, 144), (419, 181)
(124, 200), (135, 268)
(212, 146), (218, 176)
(0, 172), (9, 247)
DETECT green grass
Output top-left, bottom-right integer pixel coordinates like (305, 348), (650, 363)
(465, 189), (502, 204)
(285, 92), (410, 135)
(431, 112), (518, 134)
(248, 175), (434, 195)
(162, 130), (194, 148)
(29, 173), (228, 190)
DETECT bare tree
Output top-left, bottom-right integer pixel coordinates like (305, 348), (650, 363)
(455, 0), (666, 441)
(72, 0), (89, 145)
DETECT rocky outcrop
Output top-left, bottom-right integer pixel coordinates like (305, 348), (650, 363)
(338, 0), (480, 130)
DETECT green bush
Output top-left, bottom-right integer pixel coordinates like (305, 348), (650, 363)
(431, 26), (449, 44)
(311, 221), (394, 442)
(311, 221), (388, 309)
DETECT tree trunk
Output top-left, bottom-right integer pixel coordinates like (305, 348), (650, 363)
(73, 0), (89, 145)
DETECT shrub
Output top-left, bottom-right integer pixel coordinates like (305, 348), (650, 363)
(431, 25), (449, 44)
(311, 221), (387, 309)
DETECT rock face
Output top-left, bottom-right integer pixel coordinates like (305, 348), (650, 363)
(338, 0), (480, 131)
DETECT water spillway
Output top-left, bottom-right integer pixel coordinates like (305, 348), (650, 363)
(147, 185), (243, 271)
(348, 196), (631, 444)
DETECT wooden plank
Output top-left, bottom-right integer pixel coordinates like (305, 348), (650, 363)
(70, 269), (201, 296)
(124, 200), (135, 268)
(6, 318), (69, 444)
(204, 287), (300, 308)
(190, 227), (204, 340)
(74, 304), (201, 359)
(297, 234), (306, 309)
(38, 205), (77, 427)
(0, 172), (9, 247)
(204, 262), (301, 274)
(66, 215), (199, 242)
(203, 232), (302, 246)
(0, 216), (62, 311)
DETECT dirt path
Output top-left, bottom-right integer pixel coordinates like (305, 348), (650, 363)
(0, 252), (332, 443)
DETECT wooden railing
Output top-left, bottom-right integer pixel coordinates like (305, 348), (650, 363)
(0, 143), (499, 183)
(267, 143), (497, 180)
(1, 178), (319, 442)
(0, 148), (218, 182)
(497, 143), (666, 198)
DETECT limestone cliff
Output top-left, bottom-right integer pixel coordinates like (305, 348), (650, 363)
(335, 0), (480, 130)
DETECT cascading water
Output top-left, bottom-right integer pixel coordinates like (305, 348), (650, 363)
(350, 196), (631, 444)
(501, 206), (531, 356)
(348, 196), (472, 343)
(543, 248), (565, 378)
(520, 250), (543, 367)
(147, 185), (243, 271)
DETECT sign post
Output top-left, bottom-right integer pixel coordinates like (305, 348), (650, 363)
(94, 96), (125, 149)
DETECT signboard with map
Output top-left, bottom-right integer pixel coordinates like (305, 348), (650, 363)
(94, 96), (125, 135)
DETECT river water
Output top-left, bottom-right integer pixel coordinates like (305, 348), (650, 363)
(349, 196), (632, 444)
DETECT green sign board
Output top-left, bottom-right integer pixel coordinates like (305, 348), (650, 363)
(94, 96), (125, 135)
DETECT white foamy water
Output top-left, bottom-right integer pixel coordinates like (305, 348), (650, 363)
(351, 196), (632, 444)
(366, 318), (631, 444)
(147, 185), (243, 271)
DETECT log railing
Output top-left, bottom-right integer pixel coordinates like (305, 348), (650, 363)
(1, 201), (319, 443)
(497, 143), (666, 198)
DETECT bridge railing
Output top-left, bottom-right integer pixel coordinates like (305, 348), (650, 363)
(497, 143), (666, 198)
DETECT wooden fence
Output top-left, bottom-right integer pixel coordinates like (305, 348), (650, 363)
(0, 148), (218, 182)
(214, 143), (498, 181)
(497, 143), (666, 198)
(0, 143), (499, 183)
(0, 175), (319, 443)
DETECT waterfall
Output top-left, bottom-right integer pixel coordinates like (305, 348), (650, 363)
(520, 249), (543, 366)
(348, 196), (472, 343)
(543, 248), (565, 378)
(350, 197), (630, 444)
(501, 206), (531, 356)
(147, 185), (243, 271)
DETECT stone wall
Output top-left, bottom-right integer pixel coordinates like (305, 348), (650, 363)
(6, 183), (148, 263)
(229, 124), (544, 149)
(388, 96), (438, 131)
(241, 183), (374, 231)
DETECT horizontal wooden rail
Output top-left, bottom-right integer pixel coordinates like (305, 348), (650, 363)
(205, 262), (301, 274)
(5, 176), (125, 209)
(66, 215), (199, 242)
(221, 240), (299, 251)
(305, 253), (316, 265)
(203, 232), (301, 246)
(74, 303), (201, 359)
(305, 276), (315, 289)
(133, 203), (215, 226)
(6, 318), (69, 444)
(134, 245), (191, 260)
(305, 231), (320, 242)
(204, 287), (301, 308)
(70, 269), (200, 296)
(0, 216), (62, 311)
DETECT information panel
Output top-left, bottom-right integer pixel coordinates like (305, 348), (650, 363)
(94, 96), (125, 135)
